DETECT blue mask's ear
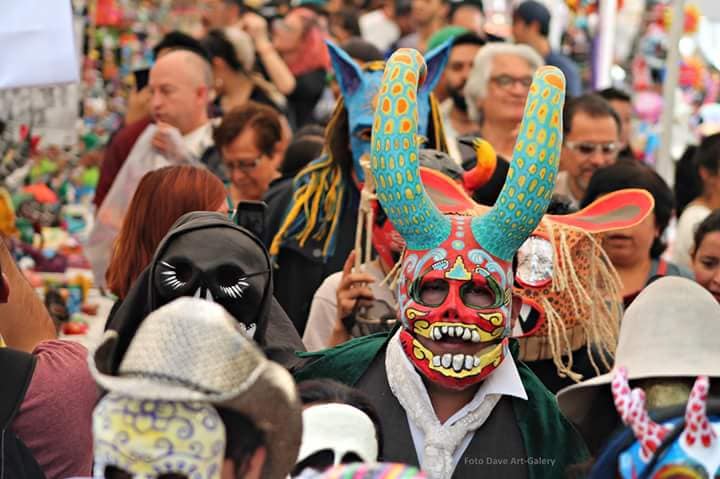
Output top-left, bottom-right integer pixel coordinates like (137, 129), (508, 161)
(327, 40), (364, 98)
(419, 40), (452, 96)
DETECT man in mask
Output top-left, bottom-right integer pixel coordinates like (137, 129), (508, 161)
(439, 32), (485, 163)
(105, 211), (305, 370)
(295, 53), (588, 478)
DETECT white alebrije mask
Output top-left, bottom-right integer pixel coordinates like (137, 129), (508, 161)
(93, 393), (226, 479)
(297, 403), (379, 466)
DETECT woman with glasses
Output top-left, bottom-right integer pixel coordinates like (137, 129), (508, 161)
(464, 43), (544, 159)
(581, 161), (693, 308)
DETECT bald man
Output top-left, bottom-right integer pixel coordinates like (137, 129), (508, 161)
(148, 50), (214, 161)
(87, 50), (221, 288)
(94, 34), (216, 210)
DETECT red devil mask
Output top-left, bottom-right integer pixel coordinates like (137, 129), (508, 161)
(371, 49), (566, 390)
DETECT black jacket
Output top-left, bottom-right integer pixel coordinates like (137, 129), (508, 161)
(0, 348), (46, 479)
(263, 179), (360, 335)
(105, 211), (305, 371)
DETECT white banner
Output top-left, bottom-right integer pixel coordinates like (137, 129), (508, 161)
(0, 0), (79, 89)
(696, 0), (720, 22)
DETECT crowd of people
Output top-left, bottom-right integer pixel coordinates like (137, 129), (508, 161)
(3, 0), (720, 478)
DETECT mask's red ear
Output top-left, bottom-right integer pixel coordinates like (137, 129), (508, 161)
(420, 167), (483, 214)
(547, 189), (655, 232)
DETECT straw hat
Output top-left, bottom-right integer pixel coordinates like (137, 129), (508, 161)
(557, 277), (720, 439)
(90, 297), (302, 479)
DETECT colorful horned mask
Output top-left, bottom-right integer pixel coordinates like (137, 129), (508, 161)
(612, 369), (720, 478)
(328, 41), (449, 183)
(93, 393), (226, 479)
(370, 49), (566, 390)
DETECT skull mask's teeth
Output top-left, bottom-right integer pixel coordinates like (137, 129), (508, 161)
(432, 353), (481, 372)
(431, 323), (483, 343)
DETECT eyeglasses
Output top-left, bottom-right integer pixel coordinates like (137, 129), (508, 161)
(223, 157), (261, 173)
(490, 75), (533, 89)
(565, 141), (621, 157)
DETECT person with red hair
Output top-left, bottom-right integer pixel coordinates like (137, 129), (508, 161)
(105, 165), (228, 300)
(242, 7), (331, 129)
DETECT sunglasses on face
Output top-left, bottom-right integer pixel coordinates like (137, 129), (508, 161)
(490, 74), (533, 89)
(565, 140), (620, 157)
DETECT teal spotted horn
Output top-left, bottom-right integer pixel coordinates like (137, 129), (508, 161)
(471, 66), (566, 261)
(369, 49), (452, 250)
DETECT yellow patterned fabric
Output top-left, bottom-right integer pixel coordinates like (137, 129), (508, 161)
(92, 393), (226, 479)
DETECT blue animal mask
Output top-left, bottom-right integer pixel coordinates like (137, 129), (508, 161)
(612, 369), (720, 478)
(327, 41), (450, 182)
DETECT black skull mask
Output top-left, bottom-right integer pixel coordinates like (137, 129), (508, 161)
(153, 227), (270, 338)
(104, 212), (307, 374)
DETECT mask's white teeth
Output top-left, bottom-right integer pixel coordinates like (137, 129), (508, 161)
(430, 324), (481, 344)
(464, 355), (474, 370)
(452, 354), (464, 372)
(193, 288), (201, 298)
(441, 354), (452, 368)
(205, 289), (214, 302)
(431, 352), (482, 372)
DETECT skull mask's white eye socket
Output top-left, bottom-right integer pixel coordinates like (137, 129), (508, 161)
(515, 236), (553, 288)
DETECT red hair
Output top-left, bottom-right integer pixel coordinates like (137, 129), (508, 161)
(106, 165), (226, 299)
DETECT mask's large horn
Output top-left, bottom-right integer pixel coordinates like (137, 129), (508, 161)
(370, 49), (451, 250)
(681, 376), (717, 449)
(611, 367), (668, 461)
(471, 67), (566, 261)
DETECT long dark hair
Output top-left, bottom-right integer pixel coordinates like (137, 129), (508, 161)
(675, 133), (720, 215)
(202, 29), (245, 73)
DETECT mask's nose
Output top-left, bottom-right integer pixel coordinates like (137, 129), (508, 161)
(192, 284), (214, 302)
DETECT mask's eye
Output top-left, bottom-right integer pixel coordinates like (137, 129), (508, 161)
(460, 281), (495, 308)
(104, 466), (132, 479)
(515, 236), (553, 288)
(355, 128), (372, 142)
(158, 260), (194, 290)
(419, 279), (449, 306)
(216, 265), (250, 299)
